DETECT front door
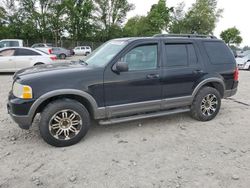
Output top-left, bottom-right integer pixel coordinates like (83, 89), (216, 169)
(104, 42), (162, 118)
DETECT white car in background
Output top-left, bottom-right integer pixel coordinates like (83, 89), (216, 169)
(31, 43), (53, 54)
(0, 39), (23, 48)
(0, 47), (57, 72)
(236, 53), (250, 70)
(73, 46), (92, 55)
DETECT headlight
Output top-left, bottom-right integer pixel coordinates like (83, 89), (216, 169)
(13, 82), (33, 99)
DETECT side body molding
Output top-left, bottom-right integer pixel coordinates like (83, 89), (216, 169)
(28, 89), (106, 120)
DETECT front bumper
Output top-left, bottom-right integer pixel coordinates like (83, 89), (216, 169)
(7, 93), (35, 130)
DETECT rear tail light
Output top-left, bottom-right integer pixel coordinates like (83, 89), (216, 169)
(234, 68), (239, 81)
(48, 49), (52, 54)
(50, 56), (57, 61)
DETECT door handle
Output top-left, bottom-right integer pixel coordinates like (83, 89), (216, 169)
(147, 74), (160, 79)
(193, 70), (204, 74)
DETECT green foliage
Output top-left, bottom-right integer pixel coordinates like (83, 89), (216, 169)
(170, 0), (223, 35)
(124, 0), (172, 37)
(0, 0), (133, 44)
(64, 0), (94, 42)
(94, 0), (134, 41)
(0, 0), (229, 44)
(220, 27), (243, 45)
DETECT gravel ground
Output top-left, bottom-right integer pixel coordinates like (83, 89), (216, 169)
(0, 68), (250, 188)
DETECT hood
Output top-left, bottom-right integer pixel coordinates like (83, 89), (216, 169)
(235, 57), (248, 65)
(14, 62), (86, 79)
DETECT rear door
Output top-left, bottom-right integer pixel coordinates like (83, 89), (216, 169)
(14, 48), (41, 69)
(80, 47), (86, 55)
(0, 49), (16, 71)
(161, 40), (204, 108)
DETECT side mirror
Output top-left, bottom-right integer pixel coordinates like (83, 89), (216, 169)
(113, 61), (128, 73)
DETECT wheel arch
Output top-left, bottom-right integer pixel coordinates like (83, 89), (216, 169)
(192, 78), (225, 98)
(29, 89), (105, 123)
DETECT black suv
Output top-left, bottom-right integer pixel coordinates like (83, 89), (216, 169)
(7, 34), (238, 147)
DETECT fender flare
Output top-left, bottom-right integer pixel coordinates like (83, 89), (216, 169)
(192, 78), (225, 98)
(28, 89), (105, 120)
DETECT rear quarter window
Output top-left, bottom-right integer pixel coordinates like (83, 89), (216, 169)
(204, 41), (234, 64)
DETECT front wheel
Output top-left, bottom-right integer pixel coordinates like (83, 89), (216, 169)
(190, 87), (221, 121)
(39, 99), (90, 147)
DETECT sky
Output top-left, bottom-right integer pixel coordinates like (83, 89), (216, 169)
(127, 0), (250, 47)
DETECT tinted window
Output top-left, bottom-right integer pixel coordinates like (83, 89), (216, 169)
(0, 41), (19, 47)
(0, 49), (15, 56)
(187, 44), (198, 65)
(204, 42), (233, 64)
(15, 49), (40, 56)
(165, 44), (188, 67)
(81, 47), (86, 50)
(122, 44), (158, 71)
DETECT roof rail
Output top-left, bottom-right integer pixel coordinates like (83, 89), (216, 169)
(153, 34), (217, 39)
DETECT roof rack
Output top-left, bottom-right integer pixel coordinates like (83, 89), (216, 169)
(153, 34), (217, 39)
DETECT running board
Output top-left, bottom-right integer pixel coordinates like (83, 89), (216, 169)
(99, 107), (190, 125)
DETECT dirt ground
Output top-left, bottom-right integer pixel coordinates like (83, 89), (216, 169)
(0, 68), (250, 188)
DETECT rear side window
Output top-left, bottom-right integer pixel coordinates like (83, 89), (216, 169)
(15, 49), (40, 56)
(165, 44), (188, 67)
(204, 42), (233, 64)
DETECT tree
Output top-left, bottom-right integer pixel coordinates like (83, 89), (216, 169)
(170, 0), (223, 34)
(64, 0), (94, 43)
(124, 0), (172, 37)
(146, 0), (172, 33)
(169, 2), (186, 33)
(94, 0), (134, 41)
(124, 16), (152, 37)
(220, 27), (243, 46)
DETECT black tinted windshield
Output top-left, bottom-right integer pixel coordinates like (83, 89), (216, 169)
(84, 40), (128, 67)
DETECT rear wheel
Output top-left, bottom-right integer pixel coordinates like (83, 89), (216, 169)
(39, 99), (90, 147)
(190, 87), (221, 121)
(59, 53), (66, 59)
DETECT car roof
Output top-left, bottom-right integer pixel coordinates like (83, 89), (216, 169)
(0, 47), (48, 55)
(0, 39), (23, 42)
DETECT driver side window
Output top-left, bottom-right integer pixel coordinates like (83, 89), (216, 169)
(121, 44), (158, 71)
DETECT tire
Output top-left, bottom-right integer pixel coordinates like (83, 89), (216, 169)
(39, 99), (90, 147)
(59, 54), (66, 59)
(85, 52), (90, 56)
(190, 87), (221, 121)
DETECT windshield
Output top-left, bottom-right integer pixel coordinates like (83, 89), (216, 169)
(84, 40), (128, 67)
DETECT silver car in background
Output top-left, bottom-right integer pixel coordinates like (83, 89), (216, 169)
(0, 47), (57, 72)
(51, 47), (72, 59)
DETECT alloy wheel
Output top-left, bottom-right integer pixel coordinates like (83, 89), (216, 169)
(49, 109), (82, 140)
